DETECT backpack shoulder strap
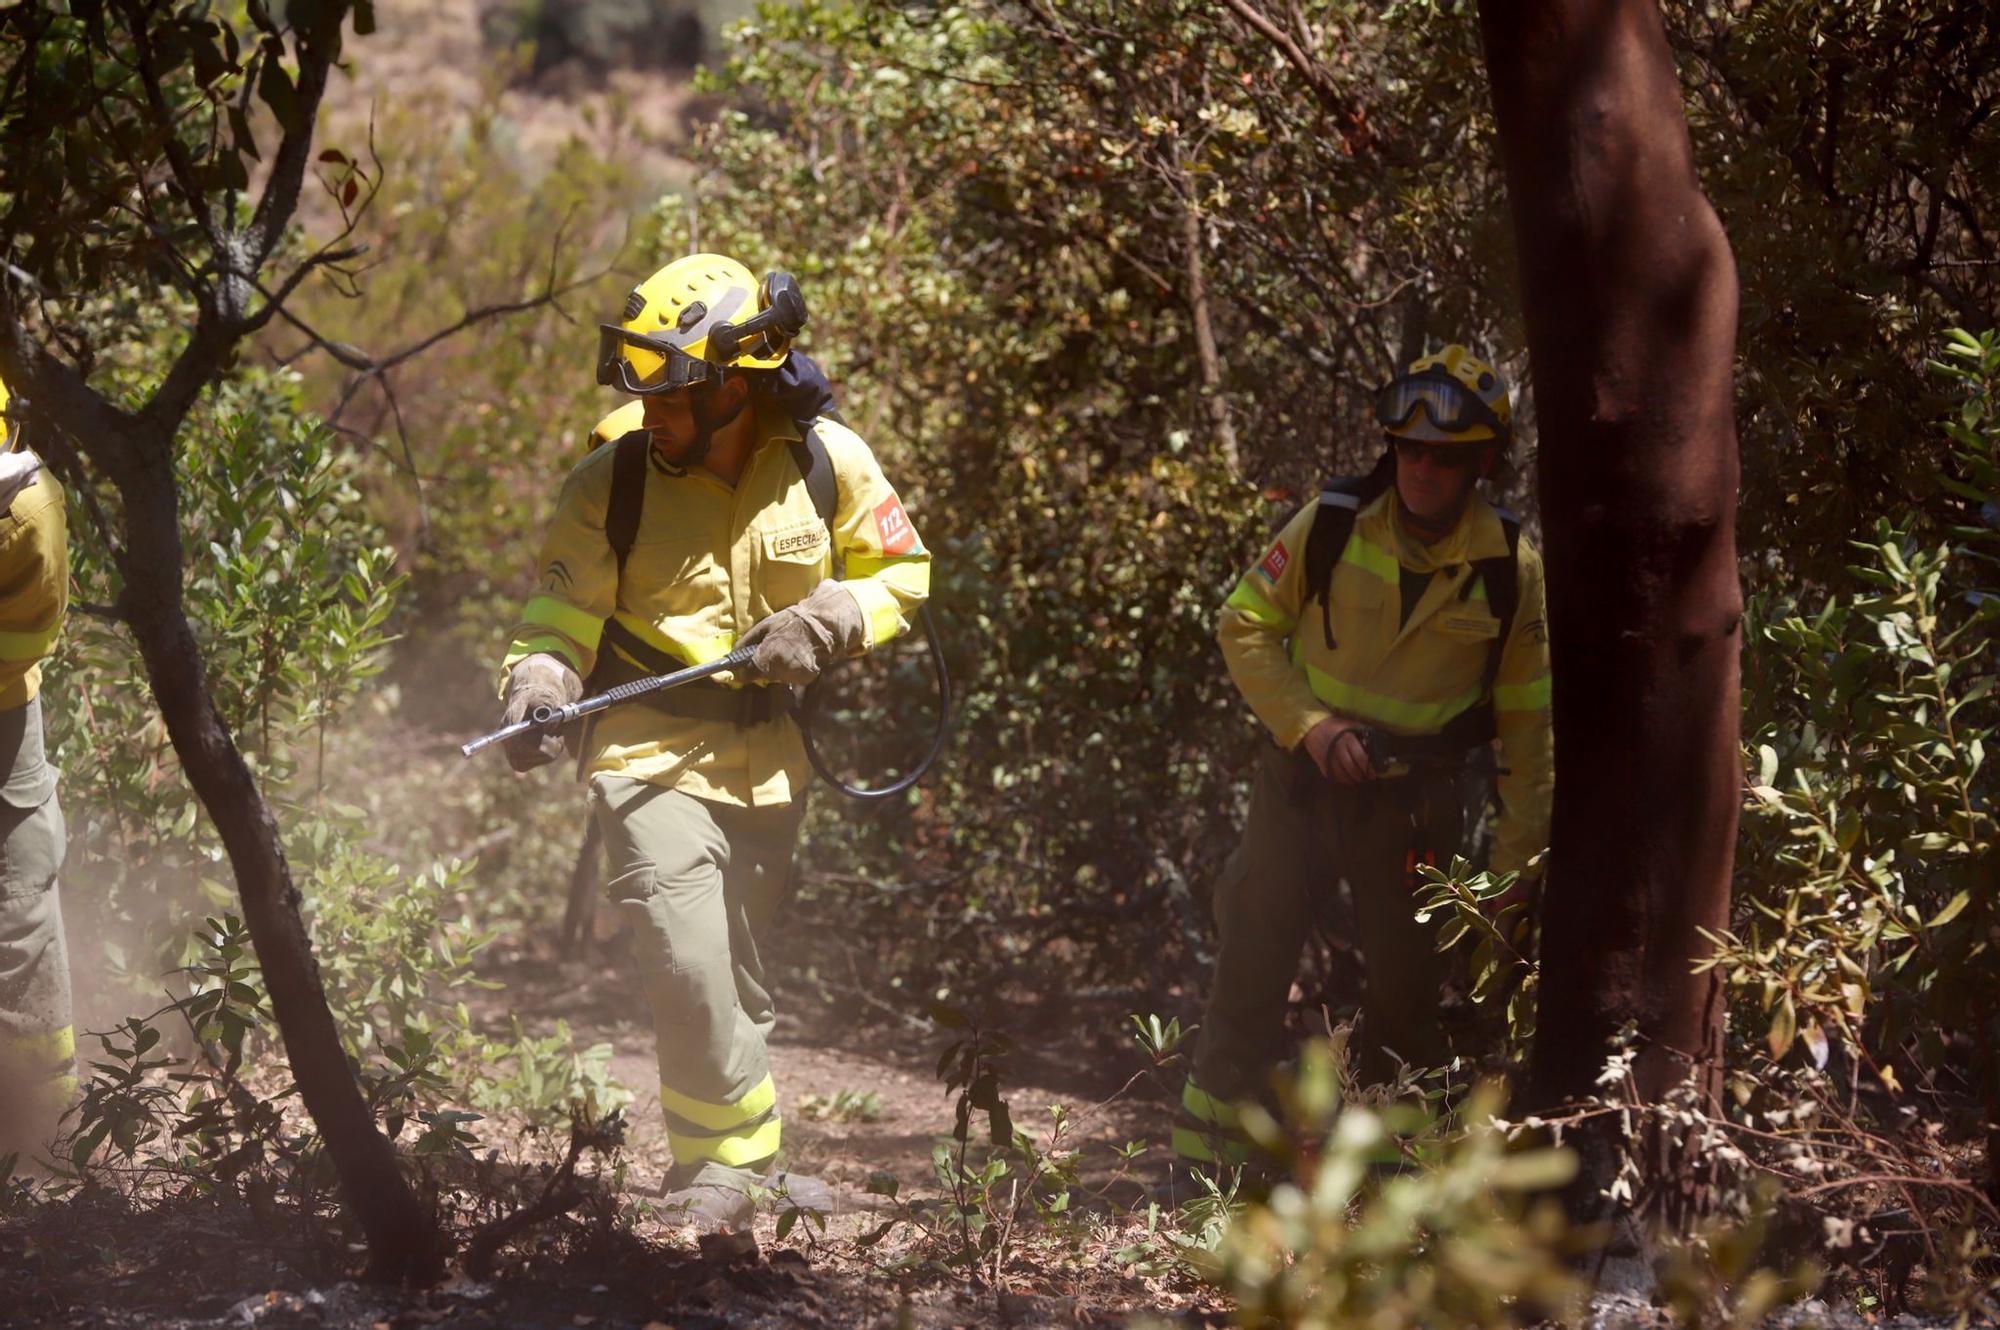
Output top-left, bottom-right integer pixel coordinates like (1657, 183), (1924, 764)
(1460, 506), (1523, 694)
(606, 428), (650, 580)
(1435, 508), (1524, 750)
(789, 424), (839, 532)
(1302, 452), (1396, 649)
(790, 423), (844, 579)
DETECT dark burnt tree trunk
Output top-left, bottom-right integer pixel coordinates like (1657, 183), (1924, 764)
(0, 2), (443, 1282)
(1475, 0), (1744, 1229)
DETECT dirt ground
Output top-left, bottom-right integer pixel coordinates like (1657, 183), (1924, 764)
(2, 908), (1223, 1330)
(489, 919), (1185, 1208)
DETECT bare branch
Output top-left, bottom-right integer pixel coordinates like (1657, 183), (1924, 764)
(244, 18), (348, 272)
(241, 243), (371, 336)
(70, 601), (129, 625)
(375, 369), (430, 547)
(1212, 0), (1378, 161)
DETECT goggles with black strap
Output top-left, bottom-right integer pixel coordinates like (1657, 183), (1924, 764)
(1374, 367), (1509, 442)
(594, 327), (724, 397)
(595, 274), (811, 398)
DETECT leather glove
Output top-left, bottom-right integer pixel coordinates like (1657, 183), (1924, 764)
(501, 653), (584, 773)
(738, 580), (868, 687)
(1302, 716), (1377, 785)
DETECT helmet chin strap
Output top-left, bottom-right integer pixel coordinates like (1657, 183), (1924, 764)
(661, 377), (750, 469)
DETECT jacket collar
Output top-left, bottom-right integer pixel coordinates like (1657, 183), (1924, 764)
(1362, 489), (1511, 572)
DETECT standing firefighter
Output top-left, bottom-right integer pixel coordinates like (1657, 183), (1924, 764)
(1178, 346), (1553, 1168)
(495, 255), (930, 1230)
(0, 378), (72, 1165)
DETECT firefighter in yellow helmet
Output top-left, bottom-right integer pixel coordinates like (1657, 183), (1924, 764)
(1176, 346), (1553, 1168)
(0, 377), (73, 1168)
(494, 255), (930, 1231)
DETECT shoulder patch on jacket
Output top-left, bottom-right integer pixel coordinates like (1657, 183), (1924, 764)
(874, 495), (917, 555)
(1258, 540), (1290, 582)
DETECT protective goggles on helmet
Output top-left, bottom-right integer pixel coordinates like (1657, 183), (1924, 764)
(595, 327), (723, 396)
(1374, 368), (1508, 442)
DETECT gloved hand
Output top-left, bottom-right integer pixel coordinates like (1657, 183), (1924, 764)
(738, 580), (867, 687)
(501, 653), (584, 773)
(1302, 716), (1376, 785)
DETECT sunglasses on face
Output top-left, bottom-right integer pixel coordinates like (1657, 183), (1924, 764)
(1392, 437), (1483, 469)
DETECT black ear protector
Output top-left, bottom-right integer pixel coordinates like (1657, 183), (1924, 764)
(706, 271), (808, 363)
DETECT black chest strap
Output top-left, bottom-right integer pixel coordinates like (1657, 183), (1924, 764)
(1301, 457), (1523, 748)
(597, 421), (842, 684)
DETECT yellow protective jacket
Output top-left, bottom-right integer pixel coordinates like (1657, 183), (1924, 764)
(1218, 490), (1553, 875)
(499, 399), (930, 807)
(0, 465), (68, 713)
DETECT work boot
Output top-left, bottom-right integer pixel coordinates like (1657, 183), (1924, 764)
(762, 1169), (836, 1217)
(658, 1180), (755, 1234)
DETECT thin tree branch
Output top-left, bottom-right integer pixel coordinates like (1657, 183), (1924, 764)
(116, 0), (224, 260)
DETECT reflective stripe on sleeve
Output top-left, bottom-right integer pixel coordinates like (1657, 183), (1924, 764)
(1223, 577), (1293, 631)
(840, 578), (908, 649)
(503, 634), (586, 676)
(1494, 674), (1552, 712)
(844, 551), (931, 591)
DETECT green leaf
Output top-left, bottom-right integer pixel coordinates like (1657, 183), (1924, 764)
(1767, 994), (1797, 1061)
(1928, 890), (1972, 929)
(257, 49), (301, 136)
(1487, 1148), (1578, 1192)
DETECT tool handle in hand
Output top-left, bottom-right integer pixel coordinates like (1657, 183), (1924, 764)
(459, 646), (760, 759)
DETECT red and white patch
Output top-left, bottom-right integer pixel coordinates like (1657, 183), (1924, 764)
(874, 495), (918, 555)
(1259, 541), (1290, 582)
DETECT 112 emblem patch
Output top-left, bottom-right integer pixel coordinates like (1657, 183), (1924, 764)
(875, 495), (918, 555)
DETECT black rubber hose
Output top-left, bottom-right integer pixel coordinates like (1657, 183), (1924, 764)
(797, 604), (950, 801)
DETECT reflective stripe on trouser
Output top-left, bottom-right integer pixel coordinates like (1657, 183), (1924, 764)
(1, 702), (72, 1154)
(1190, 743), (1459, 1100)
(591, 774), (805, 1185)
(1172, 1076), (1251, 1167)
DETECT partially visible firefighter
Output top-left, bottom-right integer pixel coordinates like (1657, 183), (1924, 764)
(1178, 346), (1554, 1169)
(0, 376), (73, 1168)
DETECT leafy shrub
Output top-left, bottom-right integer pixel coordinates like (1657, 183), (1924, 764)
(1209, 1045), (1587, 1330)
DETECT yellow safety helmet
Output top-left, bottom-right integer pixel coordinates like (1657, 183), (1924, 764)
(596, 253), (805, 396)
(1375, 344), (1512, 445)
(0, 375), (18, 452)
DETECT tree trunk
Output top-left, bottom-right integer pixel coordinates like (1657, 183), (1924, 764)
(1475, 0), (1743, 1226)
(1181, 199), (1242, 476)
(115, 442), (443, 1283)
